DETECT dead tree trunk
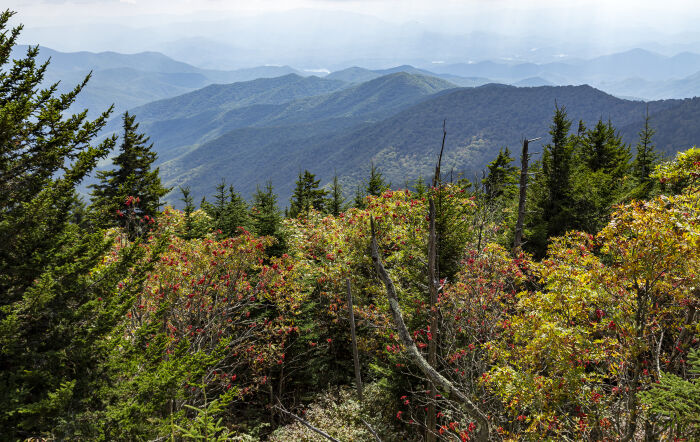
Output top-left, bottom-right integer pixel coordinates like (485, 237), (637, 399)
(346, 278), (363, 402)
(274, 404), (341, 442)
(370, 218), (490, 441)
(425, 120), (447, 442)
(426, 198), (438, 442)
(513, 137), (540, 252)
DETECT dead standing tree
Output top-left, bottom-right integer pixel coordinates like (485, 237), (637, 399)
(426, 121), (446, 442)
(513, 137), (541, 252)
(369, 122), (491, 440)
(370, 219), (490, 441)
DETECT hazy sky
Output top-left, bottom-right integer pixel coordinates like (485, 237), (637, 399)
(9, 0), (700, 30)
(6, 0), (700, 68)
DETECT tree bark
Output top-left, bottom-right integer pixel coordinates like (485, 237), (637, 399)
(346, 278), (363, 402)
(514, 138), (531, 252)
(274, 404), (342, 442)
(370, 218), (490, 441)
(427, 198), (439, 442)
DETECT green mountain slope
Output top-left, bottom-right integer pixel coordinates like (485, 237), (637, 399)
(620, 97), (700, 155)
(156, 83), (698, 206)
(12, 45), (307, 117)
(125, 74), (348, 122)
(327, 65), (492, 87)
(113, 74), (350, 162)
(123, 72), (455, 164)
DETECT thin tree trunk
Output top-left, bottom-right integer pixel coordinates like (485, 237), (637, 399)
(426, 123), (446, 442)
(514, 138), (531, 252)
(370, 218), (490, 441)
(346, 278), (363, 402)
(427, 198), (438, 442)
(274, 405), (341, 442)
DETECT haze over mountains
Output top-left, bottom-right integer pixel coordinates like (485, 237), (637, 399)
(75, 64), (699, 206)
(22, 41), (700, 207)
(138, 77), (699, 206)
(23, 44), (700, 120)
(12, 45), (303, 117)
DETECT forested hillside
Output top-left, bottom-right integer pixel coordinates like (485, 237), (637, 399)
(2, 9), (699, 442)
(11, 44), (306, 117)
(139, 80), (700, 205)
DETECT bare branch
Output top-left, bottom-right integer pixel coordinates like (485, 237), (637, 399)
(434, 120), (447, 187)
(361, 418), (382, 442)
(274, 404), (341, 442)
(369, 218), (491, 441)
(346, 278), (363, 401)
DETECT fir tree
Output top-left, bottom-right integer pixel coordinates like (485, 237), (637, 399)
(288, 170), (327, 218)
(483, 147), (519, 201)
(640, 348), (700, 439)
(180, 186), (196, 239)
(353, 185), (366, 209)
(326, 174), (345, 216)
(89, 111), (169, 232)
(251, 181), (285, 256)
(580, 119), (630, 176)
(632, 108), (658, 185)
(573, 119), (631, 233)
(0, 11), (150, 437)
(541, 106), (576, 237)
(414, 176), (428, 198)
(365, 162), (390, 197)
(202, 180), (249, 237)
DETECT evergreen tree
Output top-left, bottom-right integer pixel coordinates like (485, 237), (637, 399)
(365, 162), (390, 197)
(0, 11), (150, 437)
(180, 186), (196, 239)
(288, 170), (327, 218)
(580, 119), (630, 176)
(326, 174), (345, 216)
(541, 106), (577, 238)
(353, 185), (366, 209)
(414, 176), (428, 198)
(640, 348), (700, 439)
(251, 181), (285, 256)
(89, 111), (169, 232)
(225, 185), (250, 232)
(483, 147), (519, 201)
(575, 119), (631, 231)
(202, 180), (249, 237)
(632, 108), (658, 190)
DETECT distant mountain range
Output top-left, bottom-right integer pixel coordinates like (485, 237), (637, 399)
(18, 44), (700, 127)
(326, 65), (492, 87)
(97, 72), (700, 207)
(13, 45), (305, 117)
(423, 49), (700, 99)
(20, 45), (700, 206)
(428, 49), (700, 84)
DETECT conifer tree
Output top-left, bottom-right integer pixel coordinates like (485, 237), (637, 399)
(288, 170), (327, 218)
(575, 119), (631, 231)
(353, 185), (366, 209)
(0, 11), (150, 437)
(180, 186), (196, 239)
(483, 147), (519, 201)
(541, 106), (577, 237)
(580, 119), (631, 176)
(632, 108), (658, 186)
(414, 176), (428, 198)
(326, 174), (345, 216)
(202, 180), (249, 237)
(365, 162), (390, 197)
(89, 111), (169, 232)
(251, 181), (285, 255)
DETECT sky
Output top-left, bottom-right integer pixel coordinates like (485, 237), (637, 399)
(6, 0), (700, 68)
(8, 0), (700, 28)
